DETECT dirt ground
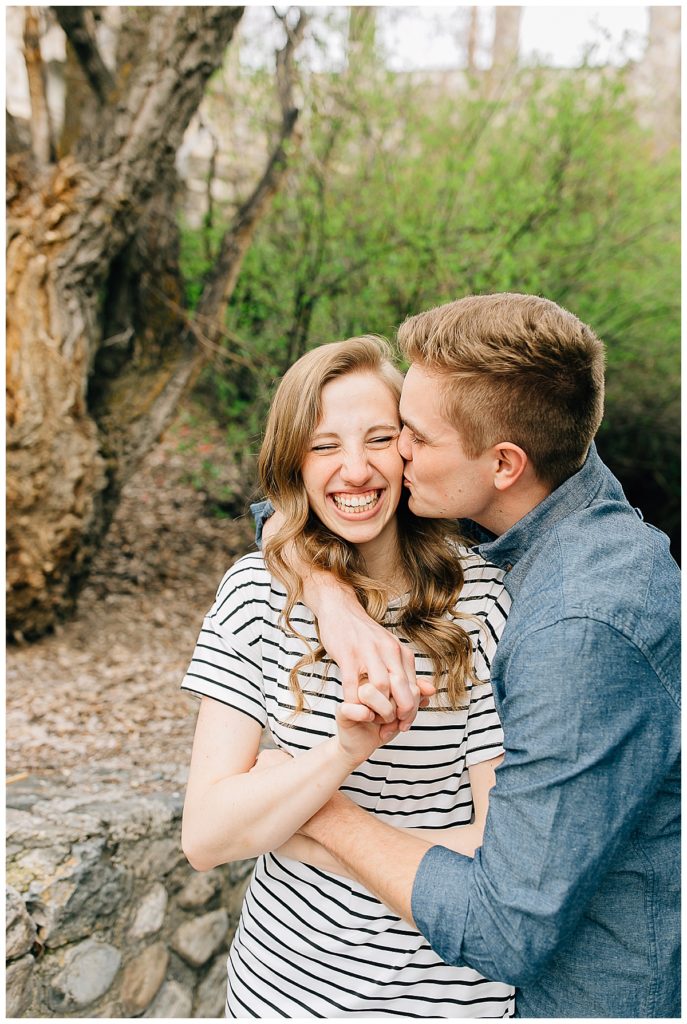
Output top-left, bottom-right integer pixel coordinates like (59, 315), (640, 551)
(6, 404), (258, 787)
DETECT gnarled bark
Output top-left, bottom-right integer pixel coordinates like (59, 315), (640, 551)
(7, 5), (308, 638)
(7, 7), (244, 636)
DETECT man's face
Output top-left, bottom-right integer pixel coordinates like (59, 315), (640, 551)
(398, 363), (499, 527)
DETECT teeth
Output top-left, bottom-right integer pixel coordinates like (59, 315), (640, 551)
(332, 490), (380, 511)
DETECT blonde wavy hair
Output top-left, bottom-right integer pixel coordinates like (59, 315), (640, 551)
(258, 336), (480, 713)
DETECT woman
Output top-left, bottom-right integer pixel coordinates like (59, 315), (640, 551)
(181, 336), (514, 1017)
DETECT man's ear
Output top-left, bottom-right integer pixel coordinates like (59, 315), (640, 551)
(491, 442), (529, 492)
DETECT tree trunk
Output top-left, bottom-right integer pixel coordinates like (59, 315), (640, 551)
(7, 7), (244, 637)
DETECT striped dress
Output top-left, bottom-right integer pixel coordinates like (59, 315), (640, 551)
(181, 549), (514, 1018)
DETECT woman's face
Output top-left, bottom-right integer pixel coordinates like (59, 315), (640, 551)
(301, 371), (404, 557)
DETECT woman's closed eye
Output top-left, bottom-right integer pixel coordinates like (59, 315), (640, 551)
(367, 434), (396, 447)
(310, 443), (339, 453)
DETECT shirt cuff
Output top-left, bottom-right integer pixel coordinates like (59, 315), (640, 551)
(249, 499), (274, 550)
(411, 844), (472, 966)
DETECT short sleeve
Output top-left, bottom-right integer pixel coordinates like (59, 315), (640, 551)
(455, 551), (510, 684)
(455, 552), (508, 766)
(465, 680), (504, 767)
(180, 555), (269, 729)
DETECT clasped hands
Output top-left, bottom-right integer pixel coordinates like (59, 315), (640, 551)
(251, 651), (434, 808)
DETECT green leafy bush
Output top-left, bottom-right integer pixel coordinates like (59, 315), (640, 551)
(182, 63), (679, 553)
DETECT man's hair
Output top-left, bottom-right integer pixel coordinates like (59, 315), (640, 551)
(398, 293), (606, 488)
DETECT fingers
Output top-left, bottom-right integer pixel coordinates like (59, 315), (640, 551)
(378, 721), (401, 744)
(417, 678), (436, 697)
(357, 681), (397, 723)
(374, 644), (418, 726)
(251, 747), (292, 773)
(337, 701), (375, 724)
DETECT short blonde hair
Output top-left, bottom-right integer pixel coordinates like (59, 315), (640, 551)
(398, 293), (605, 487)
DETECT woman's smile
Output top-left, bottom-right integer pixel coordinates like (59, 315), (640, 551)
(329, 488), (384, 518)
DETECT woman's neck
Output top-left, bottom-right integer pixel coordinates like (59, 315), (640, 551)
(356, 526), (408, 597)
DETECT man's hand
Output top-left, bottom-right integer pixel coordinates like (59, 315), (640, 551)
(312, 578), (434, 736)
(299, 789), (356, 840)
(249, 746), (293, 773)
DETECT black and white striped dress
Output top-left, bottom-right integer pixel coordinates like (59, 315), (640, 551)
(181, 549), (514, 1018)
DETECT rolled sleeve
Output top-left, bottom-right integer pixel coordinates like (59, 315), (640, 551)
(410, 617), (679, 986)
(412, 845), (473, 966)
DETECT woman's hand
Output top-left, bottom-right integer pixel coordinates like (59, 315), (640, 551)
(335, 700), (400, 770)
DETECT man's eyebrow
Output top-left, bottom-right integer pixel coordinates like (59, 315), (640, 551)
(400, 417), (426, 438)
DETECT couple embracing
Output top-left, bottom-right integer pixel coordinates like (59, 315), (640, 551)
(181, 293), (680, 1019)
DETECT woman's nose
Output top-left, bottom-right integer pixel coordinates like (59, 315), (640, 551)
(340, 448), (372, 484)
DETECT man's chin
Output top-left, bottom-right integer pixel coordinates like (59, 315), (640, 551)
(409, 493), (456, 520)
(408, 493), (430, 518)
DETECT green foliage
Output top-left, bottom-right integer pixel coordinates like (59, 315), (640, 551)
(181, 61), (680, 550)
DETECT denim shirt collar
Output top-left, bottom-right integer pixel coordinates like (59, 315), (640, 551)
(471, 444), (625, 598)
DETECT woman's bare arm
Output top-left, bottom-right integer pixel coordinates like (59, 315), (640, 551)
(182, 695), (400, 872)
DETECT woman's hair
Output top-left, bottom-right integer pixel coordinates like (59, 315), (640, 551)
(258, 335), (479, 714)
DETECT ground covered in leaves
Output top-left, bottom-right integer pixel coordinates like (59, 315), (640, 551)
(6, 403), (258, 787)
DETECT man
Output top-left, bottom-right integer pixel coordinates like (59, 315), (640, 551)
(255, 293), (680, 1017)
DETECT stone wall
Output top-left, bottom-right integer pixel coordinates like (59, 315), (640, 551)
(6, 769), (253, 1018)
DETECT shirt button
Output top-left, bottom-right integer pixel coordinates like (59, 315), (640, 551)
(504, 563), (513, 572)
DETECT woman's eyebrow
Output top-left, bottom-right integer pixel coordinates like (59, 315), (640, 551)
(366, 423), (400, 433)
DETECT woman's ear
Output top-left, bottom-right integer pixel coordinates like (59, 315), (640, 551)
(491, 442), (529, 492)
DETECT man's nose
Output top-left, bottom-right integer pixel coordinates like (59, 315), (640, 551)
(398, 426), (412, 460)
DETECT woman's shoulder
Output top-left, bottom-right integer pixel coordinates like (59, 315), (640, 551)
(212, 550), (277, 608)
(446, 546), (511, 626)
(221, 549), (269, 580)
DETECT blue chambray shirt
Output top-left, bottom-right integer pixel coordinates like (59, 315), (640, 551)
(411, 444), (681, 1018)
(250, 445), (681, 1017)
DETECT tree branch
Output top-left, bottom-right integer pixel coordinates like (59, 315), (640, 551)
(274, 7), (308, 117)
(22, 7), (55, 163)
(51, 6), (115, 105)
(194, 8), (308, 330)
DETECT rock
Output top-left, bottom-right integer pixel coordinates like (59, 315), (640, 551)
(27, 838), (132, 948)
(6, 954), (35, 1017)
(119, 836), (186, 879)
(144, 979), (193, 1018)
(171, 908), (230, 967)
(48, 938), (121, 1011)
(121, 942), (169, 1014)
(8, 843), (72, 889)
(6, 885), (37, 960)
(6, 807), (81, 849)
(69, 796), (178, 844)
(227, 873), (251, 920)
(177, 869), (222, 909)
(6, 791), (40, 811)
(128, 883), (168, 939)
(194, 951), (228, 1018)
